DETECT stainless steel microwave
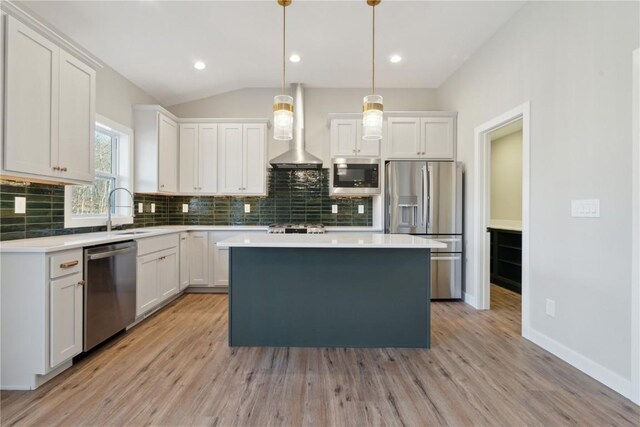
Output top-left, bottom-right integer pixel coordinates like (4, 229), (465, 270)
(330, 158), (381, 195)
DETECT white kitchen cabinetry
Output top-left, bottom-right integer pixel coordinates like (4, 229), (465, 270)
(179, 233), (189, 290)
(179, 123), (218, 194)
(136, 234), (180, 316)
(218, 124), (267, 195)
(50, 271), (83, 368)
(420, 117), (455, 159)
(134, 106), (179, 193)
(188, 232), (210, 286)
(3, 16), (95, 184)
(386, 116), (455, 160)
(208, 231), (264, 290)
(386, 117), (422, 159)
(330, 119), (380, 157)
(1, 248), (84, 389)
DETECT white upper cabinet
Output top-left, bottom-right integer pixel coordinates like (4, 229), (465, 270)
(218, 123), (266, 195)
(386, 115), (456, 160)
(158, 114), (178, 192)
(58, 50), (96, 182)
(386, 117), (422, 158)
(243, 124), (266, 195)
(134, 107), (179, 193)
(421, 117), (455, 160)
(179, 123), (218, 194)
(198, 124), (218, 193)
(330, 119), (380, 157)
(179, 124), (198, 193)
(3, 17), (95, 184)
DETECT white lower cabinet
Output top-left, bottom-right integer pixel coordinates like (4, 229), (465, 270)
(158, 249), (179, 299)
(179, 233), (189, 290)
(136, 253), (160, 316)
(136, 235), (179, 317)
(50, 272), (83, 368)
(188, 232), (210, 286)
(210, 233), (230, 288)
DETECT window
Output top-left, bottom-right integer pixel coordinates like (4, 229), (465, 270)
(65, 115), (134, 228)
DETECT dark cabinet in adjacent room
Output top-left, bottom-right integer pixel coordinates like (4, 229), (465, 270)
(489, 228), (522, 294)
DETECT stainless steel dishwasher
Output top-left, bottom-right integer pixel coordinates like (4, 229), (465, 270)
(84, 241), (137, 351)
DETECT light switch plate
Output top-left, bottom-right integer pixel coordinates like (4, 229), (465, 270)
(182, 204), (189, 213)
(138, 203), (144, 213)
(244, 204), (251, 213)
(331, 204), (338, 214)
(14, 197), (26, 214)
(358, 205), (365, 214)
(546, 299), (556, 317)
(571, 199), (600, 217)
(151, 203), (156, 213)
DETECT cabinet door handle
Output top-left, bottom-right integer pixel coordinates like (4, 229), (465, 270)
(77, 280), (85, 286)
(60, 167), (68, 172)
(52, 166), (60, 171)
(160, 184), (165, 188)
(60, 260), (79, 268)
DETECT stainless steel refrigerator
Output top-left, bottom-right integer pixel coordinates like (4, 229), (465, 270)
(385, 161), (464, 299)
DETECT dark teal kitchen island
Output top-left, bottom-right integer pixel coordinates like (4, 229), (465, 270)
(217, 234), (446, 349)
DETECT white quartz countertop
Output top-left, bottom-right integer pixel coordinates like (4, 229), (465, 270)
(216, 233), (446, 249)
(489, 220), (522, 232)
(0, 225), (384, 253)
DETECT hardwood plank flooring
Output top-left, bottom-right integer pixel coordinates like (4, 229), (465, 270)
(2, 285), (638, 426)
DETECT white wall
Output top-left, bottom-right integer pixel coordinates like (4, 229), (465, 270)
(437, 0), (639, 391)
(491, 130), (522, 221)
(168, 88), (438, 165)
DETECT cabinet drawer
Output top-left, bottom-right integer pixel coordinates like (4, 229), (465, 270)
(49, 249), (83, 279)
(137, 234), (179, 256)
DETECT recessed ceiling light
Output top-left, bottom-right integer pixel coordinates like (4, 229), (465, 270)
(289, 54), (301, 63)
(390, 55), (402, 63)
(194, 61), (206, 70)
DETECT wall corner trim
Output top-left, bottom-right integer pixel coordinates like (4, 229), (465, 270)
(527, 328), (634, 403)
(463, 292), (479, 309)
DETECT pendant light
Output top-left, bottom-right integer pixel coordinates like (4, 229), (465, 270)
(273, 0), (294, 141)
(362, 0), (383, 141)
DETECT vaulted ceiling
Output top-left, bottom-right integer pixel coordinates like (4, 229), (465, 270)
(20, 0), (525, 106)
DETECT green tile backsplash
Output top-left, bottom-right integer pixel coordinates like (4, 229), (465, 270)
(0, 169), (373, 241)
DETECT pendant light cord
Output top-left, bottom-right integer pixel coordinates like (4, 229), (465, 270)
(282, 3), (286, 96)
(372, 3), (376, 94)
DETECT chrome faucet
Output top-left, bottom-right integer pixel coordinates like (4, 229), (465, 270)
(107, 187), (135, 232)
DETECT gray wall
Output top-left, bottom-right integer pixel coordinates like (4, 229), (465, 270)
(95, 64), (159, 129)
(437, 1), (638, 382)
(168, 88), (438, 165)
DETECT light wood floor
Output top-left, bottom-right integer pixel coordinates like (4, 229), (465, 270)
(2, 286), (638, 426)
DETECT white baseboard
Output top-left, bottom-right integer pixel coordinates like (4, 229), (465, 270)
(463, 292), (479, 308)
(527, 328), (634, 403)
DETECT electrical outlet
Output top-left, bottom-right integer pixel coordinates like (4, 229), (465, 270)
(546, 299), (556, 317)
(182, 204), (189, 213)
(244, 204), (251, 213)
(332, 204), (338, 214)
(138, 203), (144, 213)
(358, 205), (365, 214)
(151, 203), (156, 213)
(571, 199), (600, 217)
(14, 197), (26, 214)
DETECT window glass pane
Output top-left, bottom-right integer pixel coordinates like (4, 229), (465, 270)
(71, 177), (115, 215)
(95, 130), (114, 174)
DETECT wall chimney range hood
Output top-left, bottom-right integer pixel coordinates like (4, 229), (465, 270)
(270, 83), (323, 169)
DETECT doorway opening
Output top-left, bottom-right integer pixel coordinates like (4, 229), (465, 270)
(486, 120), (524, 330)
(472, 102), (530, 338)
